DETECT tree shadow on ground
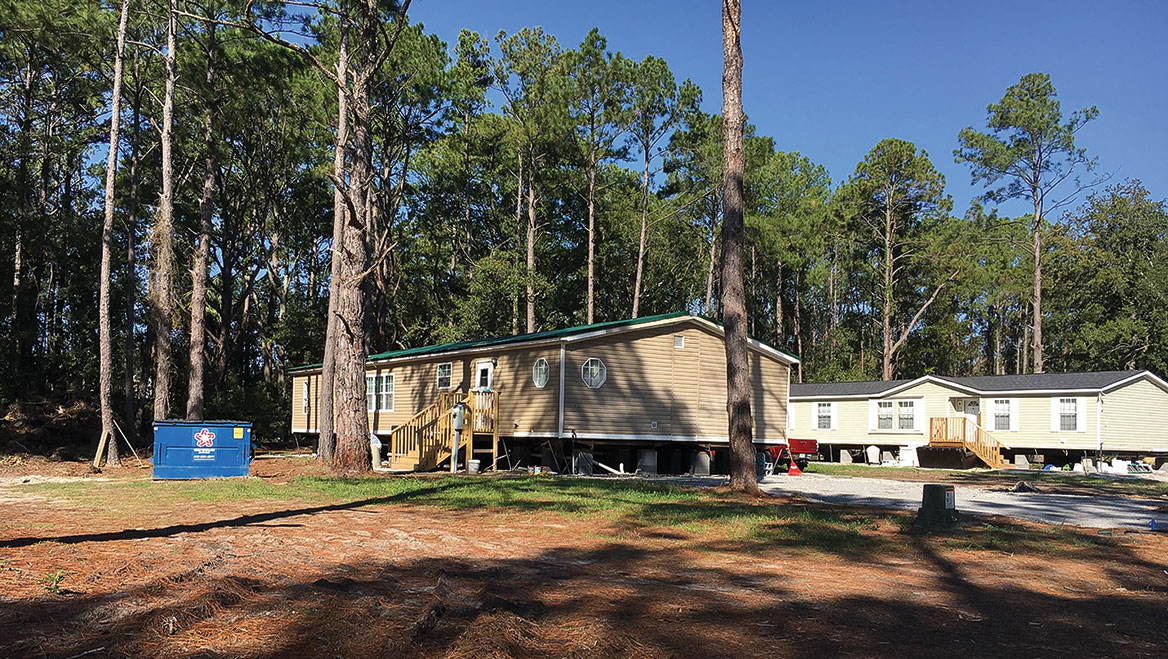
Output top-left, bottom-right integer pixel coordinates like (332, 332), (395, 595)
(1, 532), (1166, 659)
(3, 476), (1167, 657)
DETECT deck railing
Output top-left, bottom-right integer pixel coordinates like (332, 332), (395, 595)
(387, 390), (499, 470)
(928, 416), (1008, 469)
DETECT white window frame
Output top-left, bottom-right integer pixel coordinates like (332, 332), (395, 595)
(474, 359), (495, 390)
(867, 398), (921, 432)
(872, 400), (893, 430)
(897, 400), (917, 431)
(436, 362), (452, 390)
(816, 402), (836, 430)
(581, 358), (607, 389)
(379, 373), (395, 412)
(302, 380), (310, 415)
(365, 374), (377, 412)
(787, 401), (795, 431)
(1050, 396), (1086, 433)
(674, 334), (685, 349)
(532, 357), (550, 388)
(991, 398), (1018, 432)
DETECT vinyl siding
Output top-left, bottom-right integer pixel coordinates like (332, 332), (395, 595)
(490, 346), (561, 436)
(290, 373), (320, 432)
(1002, 394), (1097, 450)
(1101, 378), (1168, 452)
(292, 318), (792, 443)
(563, 324), (790, 442)
(790, 380), (960, 445)
(365, 358), (470, 433)
(564, 327), (679, 438)
(789, 380), (1129, 451)
(291, 346), (561, 436)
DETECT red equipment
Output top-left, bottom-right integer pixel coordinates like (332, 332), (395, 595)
(767, 438), (818, 474)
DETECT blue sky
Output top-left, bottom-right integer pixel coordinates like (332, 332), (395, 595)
(411, 0), (1166, 218)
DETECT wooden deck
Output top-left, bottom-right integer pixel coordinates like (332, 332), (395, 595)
(928, 417), (1008, 469)
(386, 390), (500, 471)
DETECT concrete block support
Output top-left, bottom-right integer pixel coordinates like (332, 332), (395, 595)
(637, 450), (658, 475)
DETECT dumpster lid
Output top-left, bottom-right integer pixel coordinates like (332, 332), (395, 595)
(153, 419), (252, 427)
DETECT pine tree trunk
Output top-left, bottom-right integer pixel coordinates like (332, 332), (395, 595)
(318, 18), (349, 462)
(123, 77), (141, 447)
(749, 245), (756, 335)
(586, 163), (596, 325)
(525, 167), (536, 333)
(512, 152), (522, 335)
(632, 149), (650, 318)
(794, 271), (804, 383)
(774, 260), (783, 343)
(331, 8), (377, 475)
(704, 207), (717, 315)
(186, 21), (217, 421)
(720, 0), (755, 494)
(828, 244), (838, 360)
(881, 202), (895, 381)
(151, 1), (177, 422)
(1019, 303), (1029, 376)
(1031, 202), (1044, 373)
(98, 0), (131, 467)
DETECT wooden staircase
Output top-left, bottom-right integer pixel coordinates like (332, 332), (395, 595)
(385, 391), (499, 471)
(928, 417), (1009, 469)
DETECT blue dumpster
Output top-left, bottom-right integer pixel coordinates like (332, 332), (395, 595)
(152, 420), (253, 479)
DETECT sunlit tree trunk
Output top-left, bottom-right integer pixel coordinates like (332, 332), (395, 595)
(318, 17), (349, 462)
(586, 162), (596, 324)
(720, 0), (756, 494)
(123, 71), (142, 447)
(151, 0), (178, 422)
(632, 148), (650, 318)
(187, 21), (217, 420)
(1031, 197), (1044, 373)
(704, 207), (717, 316)
(98, 0), (132, 466)
(511, 152), (522, 335)
(525, 167), (536, 333)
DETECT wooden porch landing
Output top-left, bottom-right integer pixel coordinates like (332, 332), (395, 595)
(384, 391), (500, 471)
(928, 417), (1009, 469)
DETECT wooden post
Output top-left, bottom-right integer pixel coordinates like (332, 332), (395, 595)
(93, 430), (109, 469)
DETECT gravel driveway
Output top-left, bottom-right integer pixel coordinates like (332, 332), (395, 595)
(754, 472), (1165, 529)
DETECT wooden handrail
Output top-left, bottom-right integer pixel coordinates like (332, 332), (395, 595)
(386, 390), (500, 471)
(928, 416), (1008, 469)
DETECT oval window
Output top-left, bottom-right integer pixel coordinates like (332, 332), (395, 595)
(532, 358), (550, 388)
(581, 358), (606, 388)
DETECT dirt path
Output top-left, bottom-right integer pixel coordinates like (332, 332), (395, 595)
(753, 473), (1167, 529)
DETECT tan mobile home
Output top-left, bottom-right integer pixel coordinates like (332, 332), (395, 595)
(789, 371), (1168, 468)
(291, 312), (798, 473)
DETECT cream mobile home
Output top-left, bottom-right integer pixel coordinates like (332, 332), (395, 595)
(789, 371), (1168, 468)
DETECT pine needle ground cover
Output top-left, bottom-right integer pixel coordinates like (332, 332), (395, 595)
(1, 464), (1165, 657)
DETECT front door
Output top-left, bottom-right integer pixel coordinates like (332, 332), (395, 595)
(474, 359), (495, 391)
(962, 398), (980, 423)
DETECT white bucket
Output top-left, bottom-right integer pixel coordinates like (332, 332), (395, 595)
(468, 459), (481, 474)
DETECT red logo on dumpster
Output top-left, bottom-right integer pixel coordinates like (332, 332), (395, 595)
(194, 428), (216, 447)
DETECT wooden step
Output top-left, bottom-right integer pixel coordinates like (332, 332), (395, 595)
(388, 455), (420, 470)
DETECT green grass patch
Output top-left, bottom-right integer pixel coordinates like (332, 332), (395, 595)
(936, 521), (1116, 555)
(21, 475), (1115, 558)
(809, 463), (970, 478)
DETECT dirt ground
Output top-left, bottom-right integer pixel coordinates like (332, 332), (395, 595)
(2, 458), (1167, 658)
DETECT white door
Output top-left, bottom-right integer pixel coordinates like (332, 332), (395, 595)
(962, 399), (980, 423)
(961, 398), (980, 439)
(474, 359), (495, 390)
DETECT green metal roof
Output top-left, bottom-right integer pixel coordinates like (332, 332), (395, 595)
(289, 310), (800, 373)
